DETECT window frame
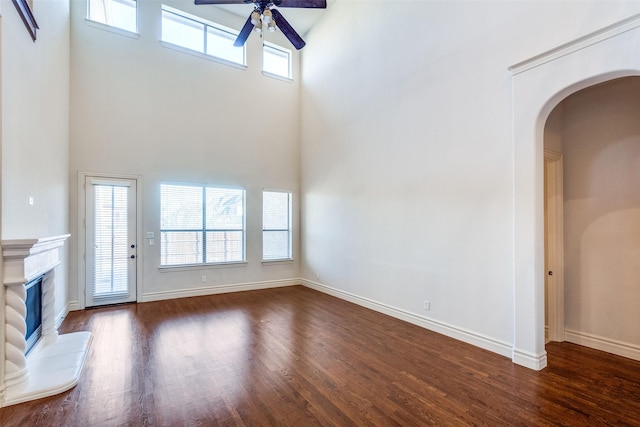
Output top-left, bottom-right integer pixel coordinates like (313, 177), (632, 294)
(262, 189), (293, 262)
(160, 182), (246, 268)
(160, 5), (247, 68)
(262, 41), (293, 81)
(86, 0), (139, 36)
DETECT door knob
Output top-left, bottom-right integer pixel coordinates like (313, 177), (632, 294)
(131, 244), (135, 248)
(130, 255), (136, 259)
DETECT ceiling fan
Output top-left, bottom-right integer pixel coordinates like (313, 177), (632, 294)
(194, 0), (326, 50)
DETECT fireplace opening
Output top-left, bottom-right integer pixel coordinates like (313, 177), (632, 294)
(25, 275), (43, 355)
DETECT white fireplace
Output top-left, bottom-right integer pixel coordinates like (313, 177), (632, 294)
(1, 235), (91, 407)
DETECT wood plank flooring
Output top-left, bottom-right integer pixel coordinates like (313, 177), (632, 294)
(1, 285), (639, 426)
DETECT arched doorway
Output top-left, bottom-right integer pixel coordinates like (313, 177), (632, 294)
(510, 13), (640, 370)
(543, 77), (640, 359)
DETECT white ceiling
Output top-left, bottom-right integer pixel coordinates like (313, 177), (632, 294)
(214, 1), (332, 36)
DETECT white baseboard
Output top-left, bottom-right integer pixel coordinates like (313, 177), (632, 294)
(55, 302), (71, 329)
(512, 348), (547, 370)
(68, 301), (82, 312)
(141, 278), (300, 302)
(565, 329), (640, 362)
(65, 278), (525, 366)
(301, 279), (514, 360)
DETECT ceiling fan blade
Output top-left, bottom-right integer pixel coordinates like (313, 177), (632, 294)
(271, 9), (306, 50)
(195, 0), (250, 5)
(274, 0), (327, 8)
(234, 14), (254, 47)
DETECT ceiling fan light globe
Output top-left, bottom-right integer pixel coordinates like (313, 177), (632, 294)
(251, 11), (261, 25)
(263, 9), (273, 24)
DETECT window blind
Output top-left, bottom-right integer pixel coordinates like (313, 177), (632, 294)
(93, 184), (129, 297)
(161, 183), (245, 266)
(263, 191), (292, 260)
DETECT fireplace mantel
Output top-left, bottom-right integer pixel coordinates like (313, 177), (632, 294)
(1, 234), (91, 407)
(2, 235), (70, 286)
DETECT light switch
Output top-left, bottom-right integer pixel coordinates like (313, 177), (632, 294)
(146, 232), (154, 239)
(149, 239), (155, 246)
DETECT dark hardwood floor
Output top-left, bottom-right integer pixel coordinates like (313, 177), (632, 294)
(1, 285), (639, 426)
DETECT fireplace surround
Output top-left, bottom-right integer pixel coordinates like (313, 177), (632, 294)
(1, 235), (91, 407)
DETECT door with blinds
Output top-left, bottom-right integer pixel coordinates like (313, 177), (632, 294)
(85, 177), (137, 307)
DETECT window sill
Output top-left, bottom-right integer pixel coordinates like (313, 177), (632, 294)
(262, 258), (294, 265)
(159, 41), (248, 71)
(262, 71), (293, 83)
(85, 19), (139, 39)
(159, 261), (247, 272)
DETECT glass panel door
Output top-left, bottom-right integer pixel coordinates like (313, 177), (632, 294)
(85, 177), (137, 307)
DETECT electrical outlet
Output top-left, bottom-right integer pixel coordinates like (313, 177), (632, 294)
(423, 301), (431, 311)
(201, 275), (207, 283)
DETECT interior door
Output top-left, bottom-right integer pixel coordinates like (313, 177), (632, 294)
(85, 176), (137, 307)
(544, 151), (565, 343)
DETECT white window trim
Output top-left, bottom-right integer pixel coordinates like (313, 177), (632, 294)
(160, 182), (247, 269)
(262, 189), (293, 262)
(162, 4), (229, 31)
(161, 4), (246, 68)
(159, 261), (248, 272)
(85, 18), (140, 39)
(159, 41), (248, 71)
(262, 71), (294, 83)
(261, 258), (293, 265)
(262, 41), (293, 81)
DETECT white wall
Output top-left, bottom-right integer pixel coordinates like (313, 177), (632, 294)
(1, 0), (70, 318)
(561, 77), (640, 347)
(0, 0), (70, 402)
(69, 0), (301, 306)
(300, 1), (640, 357)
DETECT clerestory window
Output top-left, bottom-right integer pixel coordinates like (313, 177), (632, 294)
(161, 5), (246, 67)
(263, 42), (292, 79)
(88, 0), (137, 33)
